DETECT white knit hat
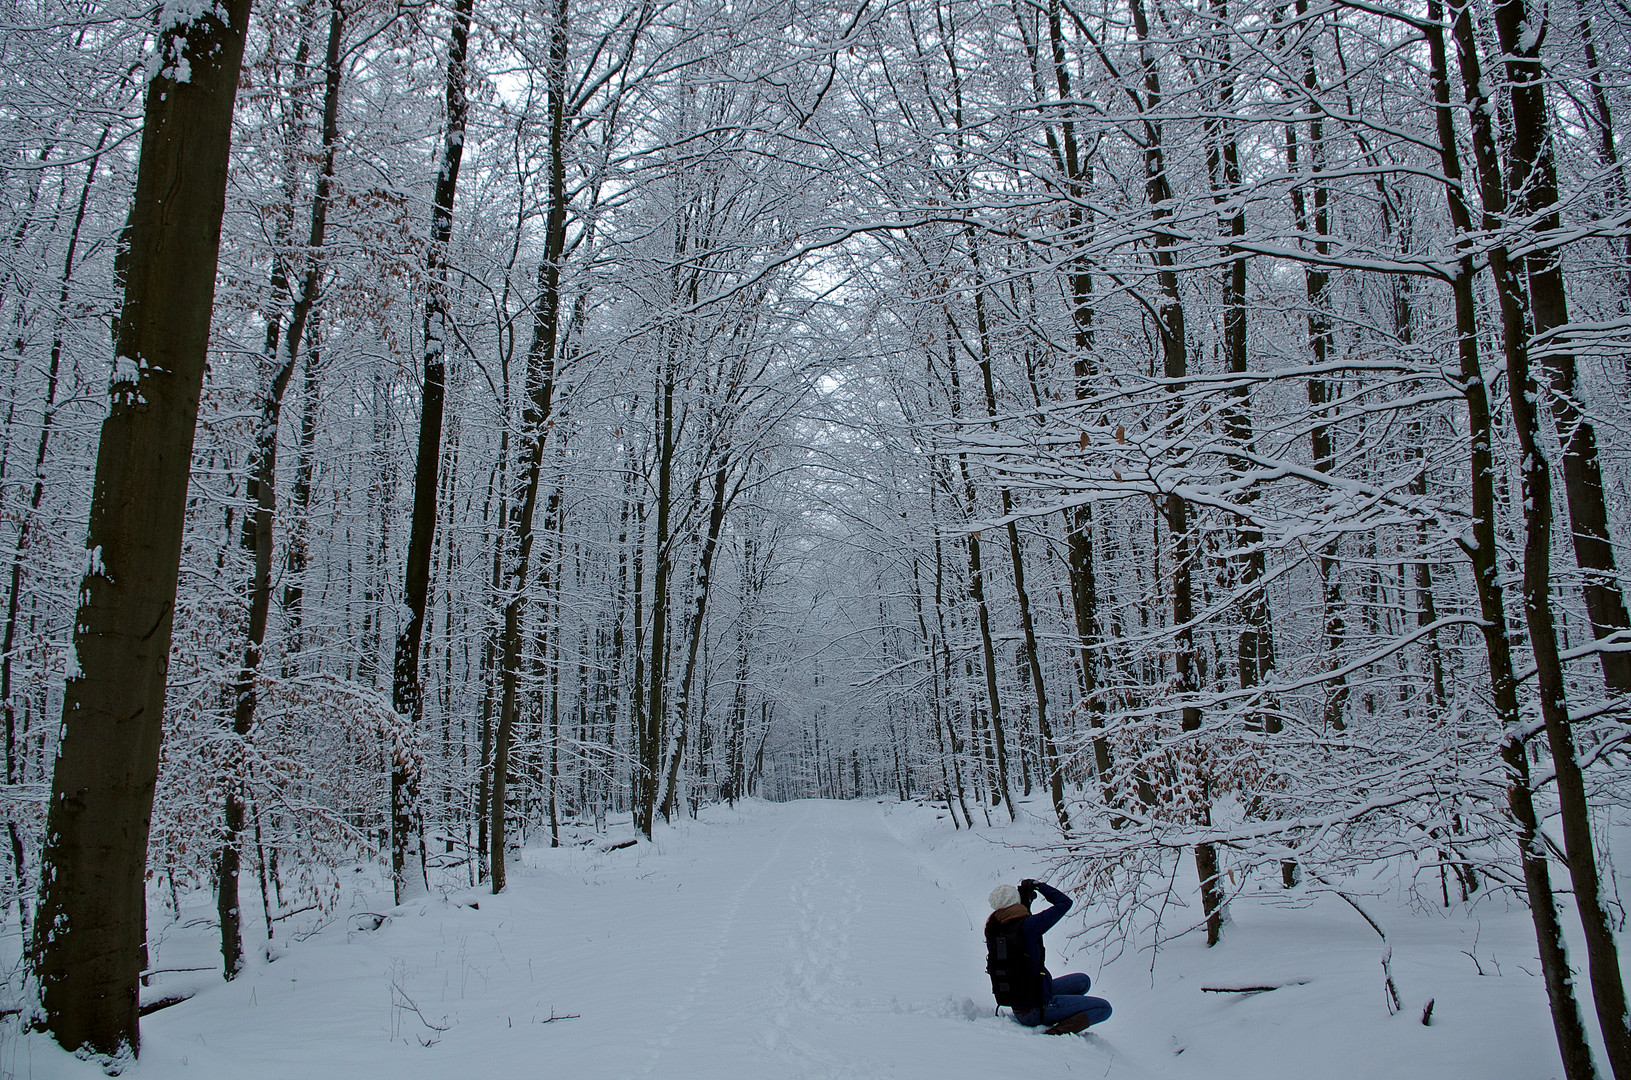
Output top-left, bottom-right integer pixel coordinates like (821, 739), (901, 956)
(989, 883), (1021, 910)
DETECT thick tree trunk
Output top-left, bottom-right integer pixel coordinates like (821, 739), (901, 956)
(1495, 126), (1631, 1080)
(30, 0), (253, 1054)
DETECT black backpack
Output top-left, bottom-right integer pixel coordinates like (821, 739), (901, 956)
(985, 916), (1043, 1011)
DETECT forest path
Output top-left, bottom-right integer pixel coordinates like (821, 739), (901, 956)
(120, 798), (1136, 1080)
(600, 797), (1117, 1080)
(29, 796), (1571, 1080)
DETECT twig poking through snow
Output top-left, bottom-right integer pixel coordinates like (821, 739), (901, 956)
(538, 1011), (581, 1023)
(391, 979), (450, 1036)
(1381, 946), (1402, 1015)
(1313, 875), (1406, 1015)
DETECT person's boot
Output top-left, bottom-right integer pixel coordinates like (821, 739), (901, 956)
(1044, 1012), (1092, 1035)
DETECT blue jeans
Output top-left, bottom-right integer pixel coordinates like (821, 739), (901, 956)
(1013, 973), (1113, 1029)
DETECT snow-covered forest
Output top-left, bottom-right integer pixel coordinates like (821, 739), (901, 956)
(2, 0), (1630, 1070)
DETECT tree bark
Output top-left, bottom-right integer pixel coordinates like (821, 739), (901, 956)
(1030, 0), (1114, 797)
(220, 0), (345, 973)
(1285, 3), (1346, 732)
(957, 204), (1068, 831)
(279, 326), (321, 673)
(1128, 0), (1222, 944)
(1449, 6), (1631, 1072)
(638, 349), (675, 836)
(492, 0), (568, 887)
(1204, 0), (1276, 733)
(1431, 8), (1598, 1075)
(391, 0), (475, 903)
(30, 0), (253, 1054)
(931, 25), (1017, 823)
(658, 453), (733, 821)
(1495, 0), (1631, 694)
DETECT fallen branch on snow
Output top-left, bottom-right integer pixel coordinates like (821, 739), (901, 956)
(139, 993), (194, 1016)
(1200, 981), (1309, 994)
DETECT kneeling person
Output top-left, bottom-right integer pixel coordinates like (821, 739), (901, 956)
(985, 879), (1112, 1035)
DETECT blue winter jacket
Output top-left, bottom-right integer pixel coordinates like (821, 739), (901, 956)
(1020, 882), (1072, 1003)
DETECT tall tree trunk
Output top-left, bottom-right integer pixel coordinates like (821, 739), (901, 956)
(540, 476), (566, 848)
(475, 399), (510, 883)
(629, 474), (649, 821)
(1421, 12), (1576, 1056)
(976, 332), (1068, 832)
(931, 22), (1016, 823)
(1394, 247), (1447, 715)
(659, 452), (732, 820)
(607, 491), (631, 809)
(1568, 0), (1631, 308)
(220, 0), (344, 974)
(391, 0), (476, 903)
(1449, 6), (1631, 1071)
(492, 0), (568, 889)
(30, 0), (253, 1054)
(953, 195), (1068, 830)
(638, 351), (675, 837)
(961, 468), (1013, 818)
(1027, 0), (1114, 805)
(1285, 3), (1346, 732)
(1204, 0), (1276, 734)
(924, 473), (974, 827)
(1128, 0), (1222, 944)
(279, 325), (322, 672)
(1496, 0), (1631, 694)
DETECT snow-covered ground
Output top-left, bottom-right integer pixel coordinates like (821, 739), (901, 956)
(0, 797), (1602, 1078)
